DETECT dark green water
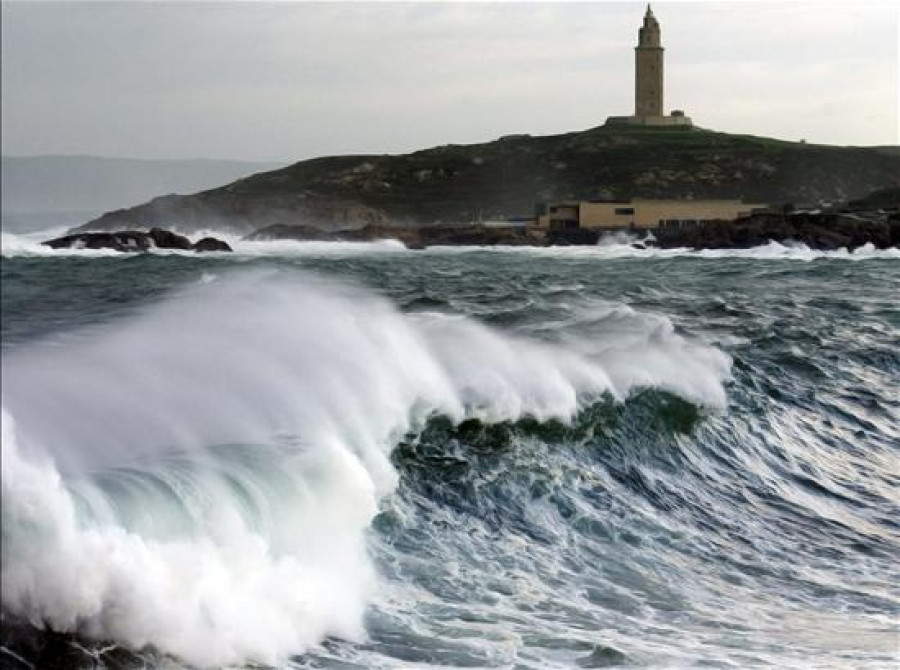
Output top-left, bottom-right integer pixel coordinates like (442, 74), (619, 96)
(1, 242), (898, 669)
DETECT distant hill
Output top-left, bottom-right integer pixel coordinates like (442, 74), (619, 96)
(73, 126), (900, 235)
(870, 146), (900, 158)
(1, 155), (285, 232)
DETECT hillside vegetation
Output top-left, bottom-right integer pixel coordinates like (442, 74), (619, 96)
(74, 126), (900, 234)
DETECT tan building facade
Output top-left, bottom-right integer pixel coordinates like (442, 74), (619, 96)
(536, 198), (767, 231)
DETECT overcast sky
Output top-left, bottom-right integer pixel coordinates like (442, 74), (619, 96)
(2, 1), (897, 161)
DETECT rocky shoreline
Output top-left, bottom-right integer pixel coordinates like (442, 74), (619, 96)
(654, 210), (899, 251)
(44, 195), (899, 254)
(245, 209), (899, 251)
(42, 227), (232, 253)
(243, 223), (546, 248)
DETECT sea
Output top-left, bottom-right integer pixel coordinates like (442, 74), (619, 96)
(1, 229), (898, 669)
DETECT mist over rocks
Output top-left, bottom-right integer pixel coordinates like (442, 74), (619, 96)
(71, 127), (900, 235)
(42, 227), (232, 253)
(193, 236), (234, 252)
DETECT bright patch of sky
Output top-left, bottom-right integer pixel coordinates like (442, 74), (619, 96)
(2, 1), (897, 160)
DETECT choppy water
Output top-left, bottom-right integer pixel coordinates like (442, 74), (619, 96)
(1, 234), (898, 669)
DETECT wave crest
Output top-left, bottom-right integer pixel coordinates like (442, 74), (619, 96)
(1, 270), (730, 666)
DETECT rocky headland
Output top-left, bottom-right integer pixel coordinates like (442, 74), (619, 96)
(71, 126), (900, 236)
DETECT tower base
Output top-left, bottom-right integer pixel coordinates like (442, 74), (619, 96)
(604, 114), (693, 128)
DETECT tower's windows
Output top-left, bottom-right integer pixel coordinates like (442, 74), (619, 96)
(615, 207), (635, 215)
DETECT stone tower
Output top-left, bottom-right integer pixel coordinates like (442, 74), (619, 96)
(635, 4), (663, 117)
(604, 5), (692, 127)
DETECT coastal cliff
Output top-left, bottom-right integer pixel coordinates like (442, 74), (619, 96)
(73, 126), (900, 235)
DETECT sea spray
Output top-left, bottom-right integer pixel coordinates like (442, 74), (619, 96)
(2, 412), (377, 666)
(4, 230), (900, 261)
(1, 270), (731, 666)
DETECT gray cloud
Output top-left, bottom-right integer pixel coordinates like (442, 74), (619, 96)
(2, 1), (897, 161)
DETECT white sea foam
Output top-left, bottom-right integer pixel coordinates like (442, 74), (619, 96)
(1, 229), (122, 257)
(227, 237), (899, 261)
(1, 271), (730, 666)
(421, 239), (900, 261)
(234, 237), (899, 261)
(0, 228), (408, 258)
(0, 228), (201, 258)
(4, 226), (898, 260)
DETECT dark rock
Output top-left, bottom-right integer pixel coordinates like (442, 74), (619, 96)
(192, 236), (233, 252)
(889, 214), (900, 247)
(656, 211), (897, 251)
(546, 228), (600, 246)
(42, 231), (151, 252)
(0, 617), (147, 670)
(147, 227), (192, 250)
(41, 228), (232, 253)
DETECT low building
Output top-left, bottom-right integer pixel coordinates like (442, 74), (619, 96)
(534, 198), (767, 231)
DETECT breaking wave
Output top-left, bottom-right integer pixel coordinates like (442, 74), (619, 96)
(0, 271), (730, 667)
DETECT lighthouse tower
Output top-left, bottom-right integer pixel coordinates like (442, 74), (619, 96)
(635, 5), (663, 117)
(605, 5), (692, 127)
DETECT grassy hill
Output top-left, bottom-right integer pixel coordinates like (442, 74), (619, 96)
(74, 126), (900, 234)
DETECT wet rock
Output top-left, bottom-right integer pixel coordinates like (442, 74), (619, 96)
(0, 617), (148, 670)
(655, 212), (898, 251)
(42, 231), (151, 252)
(193, 236), (233, 252)
(42, 229), (232, 253)
(147, 227), (192, 250)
